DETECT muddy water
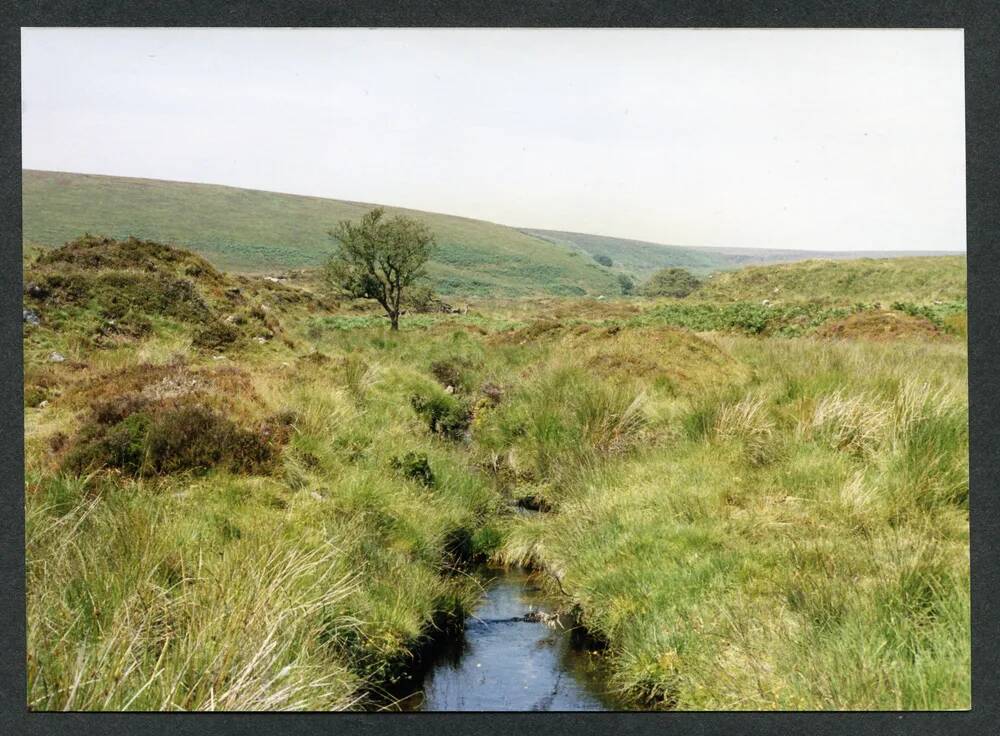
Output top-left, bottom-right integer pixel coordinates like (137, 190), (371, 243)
(397, 567), (623, 711)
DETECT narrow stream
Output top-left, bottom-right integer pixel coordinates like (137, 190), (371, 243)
(396, 566), (623, 711)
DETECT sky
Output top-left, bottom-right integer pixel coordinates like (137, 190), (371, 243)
(21, 28), (965, 251)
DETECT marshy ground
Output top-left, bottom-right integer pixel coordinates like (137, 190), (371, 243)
(23, 237), (969, 710)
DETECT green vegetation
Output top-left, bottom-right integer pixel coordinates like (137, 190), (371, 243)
(325, 208), (436, 330)
(23, 170), (620, 297)
(24, 236), (969, 710)
(522, 228), (963, 282)
(640, 267), (702, 298)
(698, 256), (967, 304)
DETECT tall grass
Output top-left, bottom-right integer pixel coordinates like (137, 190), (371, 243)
(495, 336), (969, 709)
(25, 273), (969, 711)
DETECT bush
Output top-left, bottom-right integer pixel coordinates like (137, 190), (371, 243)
(62, 401), (285, 477)
(429, 357), (475, 392)
(594, 254), (613, 267)
(618, 274), (636, 296)
(410, 391), (472, 439)
(640, 267), (702, 298)
(391, 451), (435, 487)
(192, 321), (242, 350)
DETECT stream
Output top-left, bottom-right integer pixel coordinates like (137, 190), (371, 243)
(395, 566), (623, 711)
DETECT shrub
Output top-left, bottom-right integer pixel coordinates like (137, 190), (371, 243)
(391, 451), (435, 487)
(62, 401), (285, 477)
(640, 268), (702, 298)
(618, 273), (636, 296)
(410, 391), (472, 440)
(192, 321), (242, 350)
(429, 357), (475, 392)
(594, 254), (613, 267)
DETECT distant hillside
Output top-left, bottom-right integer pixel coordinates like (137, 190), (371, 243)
(22, 170), (619, 298)
(696, 256), (967, 304)
(523, 228), (963, 281)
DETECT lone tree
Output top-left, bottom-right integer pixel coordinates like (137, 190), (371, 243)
(325, 208), (435, 330)
(617, 273), (636, 296)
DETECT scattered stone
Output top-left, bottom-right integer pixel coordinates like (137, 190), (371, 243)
(48, 351), (65, 363)
(762, 299), (771, 306)
(38, 400), (49, 408)
(309, 491), (323, 502)
(23, 308), (40, 325)
(444, 385), (455, 394)
(255, 336), (268, 344)
(213, 355), (226, 360)
(264, 276), (282, 283)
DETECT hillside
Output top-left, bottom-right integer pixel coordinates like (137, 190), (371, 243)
(22, 170), (619, 298)
(695, 256), (967, 304)
(523, 228), (963, 281)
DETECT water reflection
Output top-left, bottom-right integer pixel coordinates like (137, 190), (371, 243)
(398, 567), (620, 711)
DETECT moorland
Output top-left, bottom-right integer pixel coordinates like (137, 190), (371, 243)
(22, 174), (969, 711)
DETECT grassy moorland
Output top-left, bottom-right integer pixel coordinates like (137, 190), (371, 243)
(522, 228), (961, 281)
(22, 170), (619, 297)
(697, 255), (967, 304)
(23, 236), (968, 710)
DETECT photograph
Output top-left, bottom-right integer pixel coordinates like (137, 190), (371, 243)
(20, 27), (969, 712)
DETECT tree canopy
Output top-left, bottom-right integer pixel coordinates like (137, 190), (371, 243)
(325, 208), (435, 330)
(640, 267), (702, 298)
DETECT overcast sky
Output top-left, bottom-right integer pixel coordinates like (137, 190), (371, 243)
(21, 28), (965, 251)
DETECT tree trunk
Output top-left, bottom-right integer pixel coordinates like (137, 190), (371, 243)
(390, 313), (399, 331)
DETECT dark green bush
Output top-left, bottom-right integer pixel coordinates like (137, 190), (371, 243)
(429, 357), (476, 391)
(594, 254), (613, 267)
(391, 451), (435, 487)
(640, 267), (702, 298)
(410, 391), (472, 439)
(192, 321), (242, 350)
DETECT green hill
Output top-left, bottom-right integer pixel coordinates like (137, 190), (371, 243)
(22, 170), (620, 298)
(696, 256), (967, 304)
(521, 229), (730, 278)
(522, 228), (963, 281)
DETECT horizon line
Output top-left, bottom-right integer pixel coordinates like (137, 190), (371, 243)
(21, 167), (967, 256)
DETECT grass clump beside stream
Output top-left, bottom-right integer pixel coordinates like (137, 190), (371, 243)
(496, 338), (969, 710)
(24, 237), (969, 710)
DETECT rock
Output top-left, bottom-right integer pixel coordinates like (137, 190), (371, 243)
(445, 385), (455, 394)
(264, 276), (282, 283)
(255, 336), (268, 344)
(212, 355), (226, 360)
(309, 491), (323, 502)
(23, 308), (40, 325)
(48, 351), (65, 363)
(38, 400), (49, 408)
(26, 282), (49, 300)
(762, 299), (771, 306)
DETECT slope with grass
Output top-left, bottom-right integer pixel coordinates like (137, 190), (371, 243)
(696, 256), (967, 304)
(22, 170), (619, 297)
(523, 228), (963, 281)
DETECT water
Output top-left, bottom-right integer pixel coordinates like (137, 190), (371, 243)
(396, 567), (622, 711)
